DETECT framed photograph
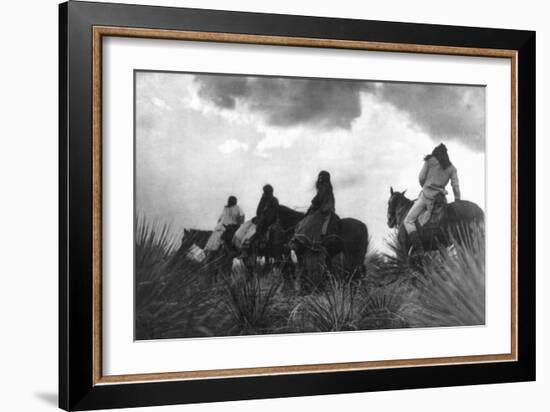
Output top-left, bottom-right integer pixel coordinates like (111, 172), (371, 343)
(59, 1), (535, 410)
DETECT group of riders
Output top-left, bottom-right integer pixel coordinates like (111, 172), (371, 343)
(203, 143), (461, 258)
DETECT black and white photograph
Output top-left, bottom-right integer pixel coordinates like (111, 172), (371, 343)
(134, 70), (486, 340)
(1, 0), (541, 410)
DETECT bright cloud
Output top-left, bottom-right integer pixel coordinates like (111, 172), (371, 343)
(135, 71), (485, 252)
(151, 97), (172, 111)
(218, 139), (249, 154)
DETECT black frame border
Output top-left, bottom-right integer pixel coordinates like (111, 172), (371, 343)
(59, 1), (535, 410)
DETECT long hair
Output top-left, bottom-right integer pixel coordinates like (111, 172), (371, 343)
(262, 184), (274, 197)
(424, 143), (452, 170)
(316, 170), (333, 192)
(226, 195), (237, 207)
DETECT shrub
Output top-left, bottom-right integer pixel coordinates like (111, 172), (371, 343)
(219, 268), (281, 335)
(289, 272), (359, 332)
(405, 224), (485, 327)
(135, 217), (218, 339)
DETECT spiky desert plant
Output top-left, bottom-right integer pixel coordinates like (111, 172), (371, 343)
(358, 222), (485, 330)
(405, 223), (486, 327)
(357, 279), (414, 330)
(290, 272), (359, 332)
(220, 268), (281, 335)
(135, 217), (218, 339)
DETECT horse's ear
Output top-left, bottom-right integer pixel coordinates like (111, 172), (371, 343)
(402, 189), (407, 196)
(390, 186), (394, 195)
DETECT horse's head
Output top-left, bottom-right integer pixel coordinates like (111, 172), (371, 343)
(387, 186), (408, 229)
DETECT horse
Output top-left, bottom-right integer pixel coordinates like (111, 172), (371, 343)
(227, 206), (303, 278)
(229, 205), (366, 290)
(180, 228), (212, 251)
(274, 206), (368, 292)
(386, 186), (484, 254)
(262, 205), (304, 261)
(173, 225), (241, 282)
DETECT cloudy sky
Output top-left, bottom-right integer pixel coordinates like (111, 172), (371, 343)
(135, 71), (485, 252)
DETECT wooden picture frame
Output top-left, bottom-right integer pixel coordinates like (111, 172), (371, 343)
(59, 1), (535, 410)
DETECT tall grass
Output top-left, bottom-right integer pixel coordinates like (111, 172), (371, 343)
(362, 223), (486, 329)
(219, 269), (282, 335)
(135, 218), (219, 339)
(135, 216), (486, 339)
(404, 224), (485, 327)
(358, 280), (413, 329)
(289, 272), (359, 332)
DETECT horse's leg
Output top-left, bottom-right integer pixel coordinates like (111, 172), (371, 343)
(262, 256), (273, 278)
(303, 251), (323, 293)
(281, 257), (293, 292)
(331, 252), (345, 279)
(244, 244), (256, 276)
(344, 252), (363, 283)
(294, 254), (303, 295)
(325, 252), (333, 274)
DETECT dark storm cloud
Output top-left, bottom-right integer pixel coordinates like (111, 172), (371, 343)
(196, 75), (370, 130)
(375, 83), (485, 151)
(195, 74), (485, 151)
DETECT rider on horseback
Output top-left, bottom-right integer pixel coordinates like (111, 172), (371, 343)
(309, 170), (336, 235)
(291, 170), (337, 251)
(404, 143), (461, 255)
(204, 195), (245, 253)
(255, 184), (280, 245)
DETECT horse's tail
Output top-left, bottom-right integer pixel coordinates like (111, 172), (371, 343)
(339, 218), (368, 272)
(449, 200), (484, 225)
(444, 200), (485, 247)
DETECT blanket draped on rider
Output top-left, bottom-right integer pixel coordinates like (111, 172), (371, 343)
(293, 174), (335, 252)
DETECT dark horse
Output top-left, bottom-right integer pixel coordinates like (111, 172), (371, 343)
(387, 186), (484, 253)
(180, 228), (211, 251)
(267, 205), (368, 291)
(254, 205), (368, 271)
(174, 225), (241, 281)
(178, 225), (240, 256)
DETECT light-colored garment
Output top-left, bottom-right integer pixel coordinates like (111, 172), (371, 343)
(233, 219), (256, 250)
(204, 205), (245, 252)
(419, 156), (460, 200)
(218, 205), (245, 226)
(204, 230), (224, 252)
(404, 157), (461, 234)
(404, 192), (434, 234)
(186, 244), (206, 262)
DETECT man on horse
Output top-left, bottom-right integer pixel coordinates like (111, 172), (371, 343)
(204, 195), (245, 253)
(404, 143), (461, 254)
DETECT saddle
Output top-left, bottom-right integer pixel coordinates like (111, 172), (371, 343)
(416, 193), (447, 231)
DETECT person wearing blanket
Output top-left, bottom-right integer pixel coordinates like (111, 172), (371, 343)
(204, 195), (245, 253)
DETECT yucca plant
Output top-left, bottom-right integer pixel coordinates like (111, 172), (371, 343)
(135, 217), (218, 339)
(358, 279), (415, 329)
(359, 238), (418, 330)
(220, 268), (282, 335)
(405, 223), (486, 327)
(290, 271), (359, 332)
(358, 222), (485, 330)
